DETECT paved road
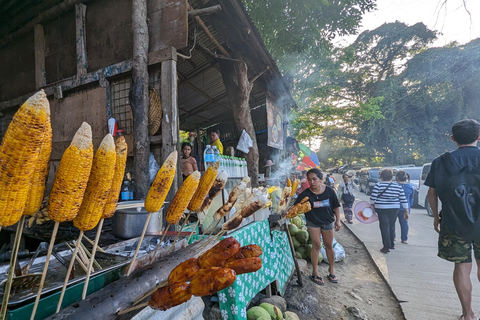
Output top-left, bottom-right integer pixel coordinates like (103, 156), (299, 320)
(333, 176), (480, 320)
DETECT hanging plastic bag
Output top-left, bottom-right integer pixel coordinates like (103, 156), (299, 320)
(149, 153), (161, 184)
(237, 129), (253, 153)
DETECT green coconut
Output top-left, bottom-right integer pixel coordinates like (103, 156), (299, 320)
(291, 217), (302, 228)
(247, 306), (272, 320)
(259, 303), (283, 320)
(306, 244), (313, 259)
(288, 223), (299, 236)
(317, 251), (324, 264)
(292, 237), (301, 249)
(295, 230), (309, 244)
(296, 246), (308, 259)
(284, 311), (300, 320)
(295, 251), (302, 259)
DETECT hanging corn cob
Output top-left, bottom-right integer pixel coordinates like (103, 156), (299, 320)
(102, 136), (128, 219)
(0, 90), (50, 227)
(187, 162), (220, 213)
(24, 117), (52, 216)
(48, 122), (94, 222)
(0, 91), (50, 320)
(127, 151), (178, 276)
(290, 178), (300, 197)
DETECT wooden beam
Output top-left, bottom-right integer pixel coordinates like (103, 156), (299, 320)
(188, 4), (221, 17)
(34, 24), (46, 89)
(0, 0), (94, 48)
(130, 0), (150, 200)
(75, 3), (87, 76)
(0, 48), (174, 111)
(161, 48), (180, 220)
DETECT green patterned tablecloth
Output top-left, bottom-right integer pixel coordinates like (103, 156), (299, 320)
(215, 220), (295, 320)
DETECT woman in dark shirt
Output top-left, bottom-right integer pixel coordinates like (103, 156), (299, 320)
(295, 168), (341, 285)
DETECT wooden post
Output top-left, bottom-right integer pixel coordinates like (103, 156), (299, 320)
(34, 24), (46, 89)
(75, 4), (87, 76)
(130, 0), (150, 199)
(161, 48), (180, 228)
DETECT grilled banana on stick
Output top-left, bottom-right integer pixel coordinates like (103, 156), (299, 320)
(224, 257), (262, 275)
(149, 282), (192, 311)
(285, 196), (311, 219)
(189, 267), (237, 297)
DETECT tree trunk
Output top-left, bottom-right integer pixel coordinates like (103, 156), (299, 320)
(219, 58), (259, 187)
(130, 0), (150, 199)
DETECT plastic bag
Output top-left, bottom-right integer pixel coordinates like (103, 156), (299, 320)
(149, 153), (161, 184)
(237, 129), (253, 153)
(319, 238), (346, 263)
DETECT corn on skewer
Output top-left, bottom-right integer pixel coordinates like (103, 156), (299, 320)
(30, 221), (59, 320)
(82, 218), (104, 299)
(149, 171), (201, 264)
(0, 216), (25, 320)
(56, 231), (84, 313)
(127, 151), (178, 276)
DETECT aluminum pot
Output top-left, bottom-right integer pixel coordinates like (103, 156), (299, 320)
(112, 207), (163, 239)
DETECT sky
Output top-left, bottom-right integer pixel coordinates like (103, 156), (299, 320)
(338, 0), (480, 47)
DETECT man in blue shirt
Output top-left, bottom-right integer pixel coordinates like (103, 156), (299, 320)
(425, 119), (480, 320)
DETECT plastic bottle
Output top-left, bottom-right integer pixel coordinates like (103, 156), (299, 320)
(242, 158), (248, 176)
(212, 146), (220, 163)
(204, 145), (214, 169)
(121, 181), (130, 201)
(221, 155), (226, 172)
(235, 157), (241, 177)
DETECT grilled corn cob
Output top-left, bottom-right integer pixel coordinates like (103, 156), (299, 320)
(102, 136), (128, 219)
(165, 171), (200, 225)
(144, 151), (178, 213)
(73, 134), (116, 231)
(48, 122), (93, 222)
(286, 178), (292, 187)
(0, 90), (50, 226)
(24, 117), (52, 216)
(290, 178), (300, 197)
(187, 162), (219, 212)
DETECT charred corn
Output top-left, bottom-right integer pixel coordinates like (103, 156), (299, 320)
(48, 123), (93, 222)
(145, 151), (177, 213)
(290, 179), (300, 197)
(187, 162), (219, 212)
(0, 90), (50, 227)
(102, 136), (128, 219)
(73, 134), (116, 231)
(24, 117), (52, 216)
(166, 171), (200, 224)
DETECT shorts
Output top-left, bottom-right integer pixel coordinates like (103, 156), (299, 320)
(306, 220), (334, 231)
(438, 223), (480, 263)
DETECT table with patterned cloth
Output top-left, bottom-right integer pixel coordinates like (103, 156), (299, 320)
(215, 220), (295, 320)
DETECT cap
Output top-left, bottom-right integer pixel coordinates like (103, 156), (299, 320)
(264, 160), (275, 167)
(354, 201), (378, 224)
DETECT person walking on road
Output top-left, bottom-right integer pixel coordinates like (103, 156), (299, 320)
(394, 171), (414, 244)
(337, 174), (358, 224)
(295, 168), (341, 285)
(370, 169), (409, 254)
(425, 119), (480, 320)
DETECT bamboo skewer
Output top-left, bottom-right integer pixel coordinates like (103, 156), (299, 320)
(77, 241), (91, 269)
(187, 220), (200, 243)
(117, 301), (149, 316)
(65, 241), (88, 273)
(56, 231), (84, 313)
(30, 221), (59, 320)
(148, 223), (171, 265)
(168, 212), (192, 254)
(126, 212), (154, 276)
(83, 234), (106, 253)
(133, 281), (168, 306)
(79, 242), (102, 271)
(82, 219), (104, 300)
(0, 216), (25, 320)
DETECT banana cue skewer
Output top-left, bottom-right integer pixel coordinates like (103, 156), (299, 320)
(126, 151), (178, 276)
(0, 91), (51, 320)
(168, 163), (220, 254)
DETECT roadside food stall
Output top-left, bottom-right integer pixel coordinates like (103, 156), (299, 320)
(0, 0), (299, 319)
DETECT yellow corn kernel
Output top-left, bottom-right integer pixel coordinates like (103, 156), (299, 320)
(166, 171), (200, 224)
(48, 122), (93, 222)
(286, 178), (292, 187)
(73, 134), (116, 231)
(102, 136), (128, 219)
(187, 162), (219, 212)
(290, 178), (300, 197)
(24, 117), (52, 216)
(0, 90), (50, 227)
(144, 151), (178, 213)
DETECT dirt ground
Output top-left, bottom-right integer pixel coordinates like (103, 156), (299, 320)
(283, 225), (405, 320)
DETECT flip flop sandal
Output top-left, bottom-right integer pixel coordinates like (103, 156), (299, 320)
(309, 274), (324, 286)
(327, 274), (338, 283)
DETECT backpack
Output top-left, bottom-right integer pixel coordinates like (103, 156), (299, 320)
(438, 152), (480, 241)
(324, 178), (331, 187)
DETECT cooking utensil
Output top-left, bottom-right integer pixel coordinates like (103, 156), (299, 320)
(113, 206), (164, 239)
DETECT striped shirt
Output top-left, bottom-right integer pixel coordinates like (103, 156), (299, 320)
(370, 181), (408, 210)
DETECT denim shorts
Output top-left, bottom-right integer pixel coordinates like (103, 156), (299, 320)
(306, 220), (335, 230)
